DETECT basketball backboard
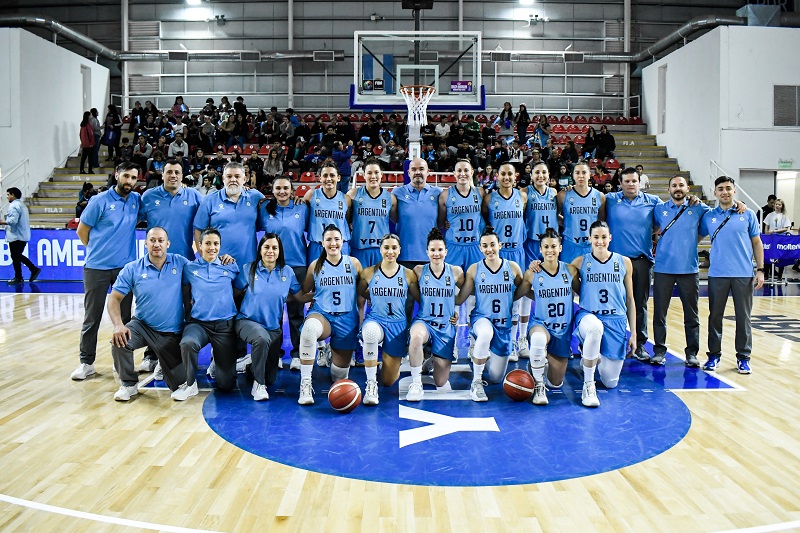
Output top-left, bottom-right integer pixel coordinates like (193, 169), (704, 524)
(351, 31), (485, 111)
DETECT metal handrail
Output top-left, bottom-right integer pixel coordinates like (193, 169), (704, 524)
(709, 159), (759, 214)
(0, 159), (30, 214)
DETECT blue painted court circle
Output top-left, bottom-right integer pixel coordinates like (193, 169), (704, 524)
(203, 359), (693, 486)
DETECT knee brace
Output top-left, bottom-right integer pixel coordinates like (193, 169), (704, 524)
(520, 296), (532, 319)
(486, 351), (508, 384)
(528, 330), (548, 362)
(471, 318), (494, 360)
(598, 357), (624, 389)
(361, 321), (383, 362)
(578, 314), (604, 361)
(330, 362), (350, 381)
(300, 318), (323, 360)
(511, 299), (521, 323)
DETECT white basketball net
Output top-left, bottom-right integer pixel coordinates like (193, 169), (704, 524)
(400, 85), (436, 128)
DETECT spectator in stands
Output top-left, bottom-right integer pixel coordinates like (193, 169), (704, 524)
(351, 141), (374, 175)
(143, 100), (159, 121)
(592, 165), (610, 190)
(546, 146), (561, 177)
(76, 181), (95, 217)
(515, 104), (531, 141)
(128, 101), (144, 132)
(561, 140), (580, 168)
(172, 96), (188, 120)
(517, 163), (533, 189)
(595, 124), (616, 160)
(635, 164), (650, 190)
(229, 149), (243, 165)
(421, 141), (439, 171)
(435, 116), (451, 144)
(196, 176), (214, 196)
(202, 98), (216, 116)
(556, 163), (572, 190)
(759, 194), (777, 227)
(311, 117), (327, 142)
(533, 115), (552, 148)
(157, 116), (174, 140)
(582, 126), (597, 158)
(285, 108), (300, 128)
(490, 139), (509, 167)
(168, 132), (189, 161)
(216, 114), (234, 146)
(279, 115), (295, 144)
(263, 149), (283, 187)
(79, 111), (95, 175)
(338, 116), (356, 144)
(464, 114), (481, 142)
(331, 140), (354, 193)
(245, 150), (263, 184)
(146, 151), (165, 188)
(102, 105), (123, 161)
(228, 114), (248, 149)
(233, 96), (249, 117)
(140, 115), (158, 144)
(604, 182), (615, 193)
(219, 96), (232, 113)
(116, 138), (133, 165)
(132, 135), (152, 170)
(359, 117), (380, 146)
(258, 116), (278, 146)
(508, 139), (524, 169)
(302, 146), (325, 172)
(1, 187), (39, 284)
(436, 141), (454, 172)
(188, 148), (208, 175)
(456, 139), (473, 162)
(495, 102), (515, 140)
(294, 118), (312, 146)
(154, 135), (169, 156)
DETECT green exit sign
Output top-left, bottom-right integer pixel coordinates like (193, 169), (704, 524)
(778, 159), (793, 169)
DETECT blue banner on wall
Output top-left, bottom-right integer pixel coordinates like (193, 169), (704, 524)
(0, 229), (147, 281)
(762, 233), (800, 267)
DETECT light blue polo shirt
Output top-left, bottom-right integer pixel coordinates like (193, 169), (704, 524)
(258, 201), (309, 268)
(193, 188), (264, 264)
(112, 253), (189, 333)
(653, 200), (710, 274)
(4, 199), (30, 242)
(700, 206), (759, 278)
(234, 262), (301, 329)
(182, 257), (240, 322)
(392, 183), (442, 262)
(140, 185), (203, 259)
(605, 191), (660, 261)
(80, 187), (141, 270)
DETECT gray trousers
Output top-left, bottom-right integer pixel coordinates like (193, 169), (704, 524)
(652, 272), (700, 358)
(707, 277), (753, 361)
(80, 267), (132, 364)
(111, 318), (184, 391)
(630, 256), (653, 348)
(286, 265), (308, 359)
(235, 319), (283, 386)
(180, 319), (237, 390)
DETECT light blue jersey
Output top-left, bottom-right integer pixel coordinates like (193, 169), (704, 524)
(488, 189), (526, 253)
(140, 185), (203, 259)
(234, 263), (301, 329)
(531, 261), (574, 338)
(579, 252), (627, 318)
(417, 263), (457, 326)
(308, 188), (351, 244)
(525, 185), (558, 239)
(351, 186), (391, 250)
(366, 265), (408, 323)
(563, 188), (603, 247)
(445, 186), (485, 247)
(471, 259), (515, 329)
(312, 255), (358, 314)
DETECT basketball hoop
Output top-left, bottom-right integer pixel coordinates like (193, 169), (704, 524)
(400, 85), (435, 128)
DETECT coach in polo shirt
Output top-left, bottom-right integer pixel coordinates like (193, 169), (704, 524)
(391, 157), (442, 267)
(108, 227), (189, 401)
(193, 161), (264, 265)
(71, 162), (142, 381)
(604, 166), (661, 361)
(699, 176), (764, 375)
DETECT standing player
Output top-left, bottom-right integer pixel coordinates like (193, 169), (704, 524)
(482, 162), (527, 360)
(700, 176), (764, 374)
(456, 228), (527, 401)
(409, 229), (464, 401)
(347, 158), (395, 269)
(522, 228), (578, 406)
(558, 160), (605, 264)
(108, 227), (189, 400)
(357, 234), (420, 405)
(571, 221), (636, 407)
(71, 162), (141, 381)
(296, 225), (363, 405)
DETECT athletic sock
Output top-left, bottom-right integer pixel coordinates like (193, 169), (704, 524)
(473, 362), (485, 381)
(582, 363), (596, 383)
(300, 363), (313, 381)
(365, 365), (377, 382)
(410, 365), (422, 384)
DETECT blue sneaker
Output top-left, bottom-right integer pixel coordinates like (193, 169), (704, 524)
(703, 355), (721, 371)
(737, 359), (752, 374)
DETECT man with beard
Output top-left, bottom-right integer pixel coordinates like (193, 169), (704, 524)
(71, 162), (143, 381)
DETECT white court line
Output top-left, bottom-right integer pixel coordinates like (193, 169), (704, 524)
(0, 493), (222, 532)
(714, 520), (800, 533)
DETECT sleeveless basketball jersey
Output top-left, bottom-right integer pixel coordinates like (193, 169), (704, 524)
(471, 259), (515, 329)
(417, 263), (457, 325)
(532, 261), (574, 337)
(579, 252), (627, 318)
(445, 186), (484, 247)
(308, 188), (351, 243)
(351, 186), (391, 250)
(525, 185), (558, 239)
(366, 265), (408, 323)
(488, 189), (526, 250)
(313, 256), (357, 313)
(563, 188), (602, 246)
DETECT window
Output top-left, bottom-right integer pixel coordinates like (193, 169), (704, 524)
(774, 85), (800, 127)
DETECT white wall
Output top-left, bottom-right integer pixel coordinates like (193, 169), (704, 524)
(0, 29), (109, 201)
(643, 26), (800, 207)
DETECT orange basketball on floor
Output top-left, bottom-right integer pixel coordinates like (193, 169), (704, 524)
(503, 369), (535, 401)
(328, 379), (362, 413)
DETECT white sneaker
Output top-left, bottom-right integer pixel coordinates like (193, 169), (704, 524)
(298, 378), (315, 405)
(317, 344), (331, 368)
(252, 382), (269, 401)
(138, 359), (157, 373)
(206, 359), (216, 379)
(171, 382), (199, 401)
(114, 384), (139, 401)
(236, 354), (251, 373)
(363, 380), (379, 405)
(470, 379), (488, 402)
(290, 357), (301, 371)
(518, 337), (530, 359)
(278, 358), (284, 369)
(509, 341), (519, 362)
(532, 382), (548, 406)
(582, 382), (600, 408)
(71, 363), (96, 380)
(406, 381), (424, 402)
(153, 362), (163, 381)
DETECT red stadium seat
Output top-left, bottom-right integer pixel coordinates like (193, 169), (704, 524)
(489, 114), (498, 123)
(259, 145), (270, 155)
(440, 174), (456, 183)
(475, 114), (488, 123)
(589, 158), (602, 169)
(214, 144), (227, 153)
(552, 124), (567, 134)
(318, 113), (331, 122)
(227, 145), (242, 155)
(602, 116), (615, 124)
(282, 145), (289, 156)
(605, 158), (621, 170)
(385, 172), (402, 183)
(303, 113), (316, 122)
(615, 116), (630, 125)
(460, 115), (469, 123)
(630, 116), (643, 125)
(574, 115), (588, 124)
(560, 115), (574, 124)
(566, 124), (582, 134)
(360, 113), (372, 122)
(66, 218), (80, 229)
(432, 114), (442, 122)
(589, 116), (602, 124)
(493, 125), (501, 133)
(547, 115), (559, 124)
(373, 146), (383, 156)
(348, 113), (360, 123)
(574, 134), (586, 145)
(581, 125), (590, 134)
(527, 124), (536, 133)
(295, 185), (311, 197)
(245, 144), (259, 154)
(286, 171), (297, 181)
(300, 171), (316, 182)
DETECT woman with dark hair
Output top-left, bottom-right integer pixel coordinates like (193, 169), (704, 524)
(582, 126), (598, 158)
(76, 181), (95, 217)
(534, 115), (552, 148)
(219, 96), (232, 113)
(595, 124), (616, 160)
(233, 233), (304, 400)
(258, 177), (308, 371)
(228, 114), (248, 149)
(331, 140), (354, 194)
(296, 225), (363, 405)
(495, 102), (515, 140)
(79, 111), (95, 174)
(172, 96), (188, 119)
(561, 140), (580, 167)
(262, 149), (283, 186)
(303, 161), (352, 263)
(515, 103), (531, 142)
(102, 104), (123, 161)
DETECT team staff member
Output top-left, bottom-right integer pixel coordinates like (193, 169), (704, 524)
(347, 158), (395, 268)
(558, 160), (605, 264)
(233, 234), (303, 401)
(1, 187), (40, 283)
(72, 162), (141, 381)
(108, 227), (189, 400)
(304, 161), (352, 262)
(258, 177), (309, 371)
(174, 228), (240, 401)
(604, 167), (660, 361)
(700, 176), (764, 374)
(391, 158), (442, 269)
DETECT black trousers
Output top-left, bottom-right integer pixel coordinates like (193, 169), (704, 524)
(651, 272), (700, 358)
(9, 240), (36, 280)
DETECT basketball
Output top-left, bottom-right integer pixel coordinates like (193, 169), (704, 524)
(503, 369), (535, 401)
(328, 379), (362, 413)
